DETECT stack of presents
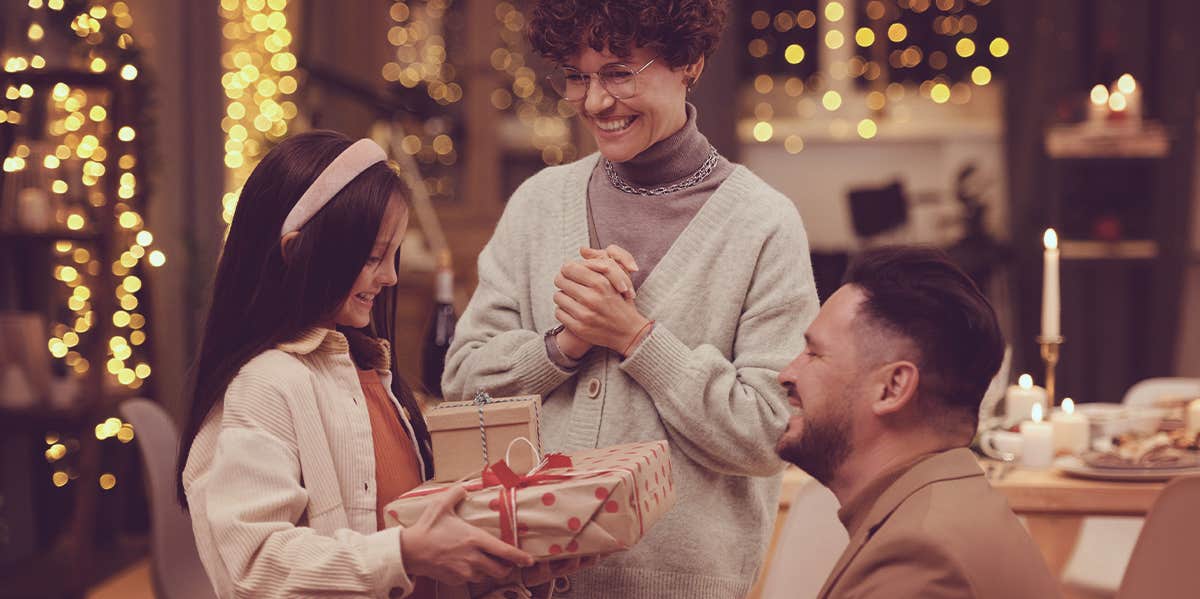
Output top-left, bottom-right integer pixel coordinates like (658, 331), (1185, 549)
(383, 393), (676, 563)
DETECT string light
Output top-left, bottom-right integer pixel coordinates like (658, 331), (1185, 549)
(219, 0), (298, 225)
(752, 121), (774, 142)
(989, 37), (1009, 58)
(857, 118), (878, 139)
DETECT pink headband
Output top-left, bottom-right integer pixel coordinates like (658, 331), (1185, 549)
(280, 138), (388, 237)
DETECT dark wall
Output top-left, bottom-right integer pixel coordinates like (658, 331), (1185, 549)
(1004, 0), (1199, 402)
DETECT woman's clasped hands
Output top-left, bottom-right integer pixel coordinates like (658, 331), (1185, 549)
(553, 244), (652, 359)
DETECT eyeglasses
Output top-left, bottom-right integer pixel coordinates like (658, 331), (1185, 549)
(546, 58), (657, 101)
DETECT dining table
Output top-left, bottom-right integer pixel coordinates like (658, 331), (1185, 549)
(979, 458), (1165, 576)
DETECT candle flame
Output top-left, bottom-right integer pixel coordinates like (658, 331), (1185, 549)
(1116, 74), (1136, 95)
(1043, 229), (1058, 250)
(1089, 84), (1109, 106)
(1019, 374), (1033, 389)
(1062, 398), (1075, 414)
(1032, 402), (1044, 423)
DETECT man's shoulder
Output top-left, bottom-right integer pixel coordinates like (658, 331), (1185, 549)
(853, 475), (1058, 597)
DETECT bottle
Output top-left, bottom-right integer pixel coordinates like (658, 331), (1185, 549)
(421, 249), (457, 398)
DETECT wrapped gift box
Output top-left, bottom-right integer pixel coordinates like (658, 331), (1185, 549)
(384, 440), (676, 560)
(427, 393), (541, 482)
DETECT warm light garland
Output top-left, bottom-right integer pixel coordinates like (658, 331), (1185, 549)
(219, 0), (299, 225)
(2, 0), (154, 489)
(490, 1), (576, 165)
(383, 0), (462, 108)
(746, 0), (1007, 143)
(381, 0), (462, 201)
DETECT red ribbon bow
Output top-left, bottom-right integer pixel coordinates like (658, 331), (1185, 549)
(482, 453), (573, 489)
(481, 453), (573, 546)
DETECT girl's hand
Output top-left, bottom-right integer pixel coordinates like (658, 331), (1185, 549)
(554, 260), (649, 354)
(400, 486), (535, 585)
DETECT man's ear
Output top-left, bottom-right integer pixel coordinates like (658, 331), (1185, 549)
(871, 361), (920, 416)
(683, 56), (706, 88)
(280, 231), (300, 262)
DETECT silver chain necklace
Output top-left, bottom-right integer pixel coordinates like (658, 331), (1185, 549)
(603, 147), (720, 196)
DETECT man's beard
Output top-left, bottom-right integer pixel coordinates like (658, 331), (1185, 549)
(776, 403), (853, 486)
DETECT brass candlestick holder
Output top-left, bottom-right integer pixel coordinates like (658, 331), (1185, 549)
(1037, 335), (1064, 406)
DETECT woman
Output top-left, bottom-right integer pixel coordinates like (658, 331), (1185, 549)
(177, 131), (538, 598)
(443, 2), (819, 598)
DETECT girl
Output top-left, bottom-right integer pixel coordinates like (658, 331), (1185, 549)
(176, 130), (535, 598)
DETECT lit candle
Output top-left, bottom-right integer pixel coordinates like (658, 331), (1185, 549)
(1020, 403), (1055, 469)
(1115, 73), (1142, 124)
(1005, 374), (1048, 427)
(1186, 398), (1200, 442)
(1051, 398), (1090, 455)
(1087, 84), (1109, 128)
(1041, 229), (1060, 340)
(1107, 90), (1127, 115)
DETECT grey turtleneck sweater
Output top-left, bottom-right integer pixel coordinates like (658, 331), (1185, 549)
(586, 103), (735, 288)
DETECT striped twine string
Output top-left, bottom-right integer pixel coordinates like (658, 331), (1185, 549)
(471, 391), (542, 471)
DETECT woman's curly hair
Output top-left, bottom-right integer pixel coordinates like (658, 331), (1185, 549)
(528, 0), (728, 68)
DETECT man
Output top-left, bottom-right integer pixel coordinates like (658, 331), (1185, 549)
(776, 247), (1060, 599)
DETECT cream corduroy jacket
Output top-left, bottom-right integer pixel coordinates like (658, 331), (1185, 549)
(183, 328), (428, 598)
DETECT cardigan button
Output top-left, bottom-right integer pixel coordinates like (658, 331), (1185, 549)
(585, 378), (601, 399)
(553, 577), (571, 594)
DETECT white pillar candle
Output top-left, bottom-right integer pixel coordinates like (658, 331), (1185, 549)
(1087, 84), (1109, 128)
(1115, 74), (1142, 124)
(1051, 398), (1090, 455)
(1005, 374), (1048, 427)
(1041, 229), (1060, 340)
(1107, 90), (1128, 115)
(1186, 398), (1200, 441)
(1020, 403), (1055, 469)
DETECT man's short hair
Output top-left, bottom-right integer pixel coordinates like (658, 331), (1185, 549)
(842, 246), (1004, 435)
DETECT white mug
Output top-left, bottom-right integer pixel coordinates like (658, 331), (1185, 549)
(979, 430), (1023, 462)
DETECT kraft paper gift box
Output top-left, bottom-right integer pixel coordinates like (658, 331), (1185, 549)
(383, 440), (676, 560)
(427, 393), (541, 482)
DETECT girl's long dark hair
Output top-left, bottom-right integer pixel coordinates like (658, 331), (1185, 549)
(177, 130), (433, 506)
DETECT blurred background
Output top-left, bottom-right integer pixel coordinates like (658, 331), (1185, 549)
(0, 0), (1198, 597)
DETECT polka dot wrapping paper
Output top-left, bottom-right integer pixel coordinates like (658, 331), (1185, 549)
(383, 440), (676, 560)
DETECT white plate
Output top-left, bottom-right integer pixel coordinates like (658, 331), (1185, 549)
(1055, 456), (1200, 482)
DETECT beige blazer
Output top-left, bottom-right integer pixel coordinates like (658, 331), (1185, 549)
(816, 448), (1061, 599)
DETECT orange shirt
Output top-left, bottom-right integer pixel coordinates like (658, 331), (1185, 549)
(358, 369), (433, 598)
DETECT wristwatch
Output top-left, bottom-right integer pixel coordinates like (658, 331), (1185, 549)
(544, 324), (583, 369)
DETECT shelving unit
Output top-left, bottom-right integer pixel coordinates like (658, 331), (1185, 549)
(1026, 122), (1177, 405)
(0, 68), (152, 596)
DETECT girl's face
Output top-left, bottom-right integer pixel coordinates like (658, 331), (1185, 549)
(331, 194), (409, 329)
(566, 45), (696, 163)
